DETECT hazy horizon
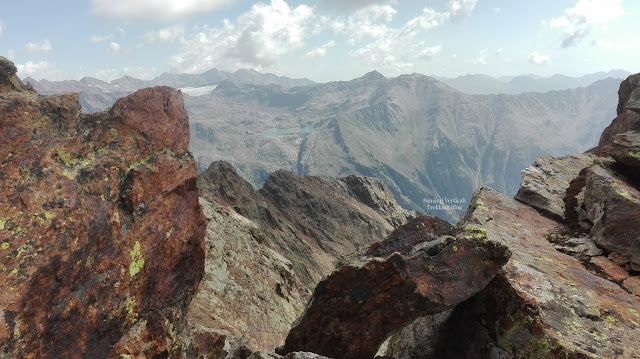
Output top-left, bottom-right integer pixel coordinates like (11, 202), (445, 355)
(2, 0), (638, 82)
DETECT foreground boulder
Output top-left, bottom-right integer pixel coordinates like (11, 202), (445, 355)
(277, 215), (510, 359)
(0, 66), (205, 358)
(434, 187), (640, 358)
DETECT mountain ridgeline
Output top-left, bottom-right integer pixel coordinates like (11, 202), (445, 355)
(28, 69), (621, 221)
(187, 72), (619, 220)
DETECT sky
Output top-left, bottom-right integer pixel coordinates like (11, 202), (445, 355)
(1, 0), (639, 82)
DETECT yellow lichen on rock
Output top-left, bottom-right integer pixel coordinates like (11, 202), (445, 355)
(129, 241), (145, 277)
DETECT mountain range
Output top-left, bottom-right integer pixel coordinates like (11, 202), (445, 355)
(27, 69), (622, 221)
(436, 69), (630, 94)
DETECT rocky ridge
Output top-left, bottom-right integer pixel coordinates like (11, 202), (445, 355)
(188, 161), (414, 356)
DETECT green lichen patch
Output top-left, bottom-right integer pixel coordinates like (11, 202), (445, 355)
(129, 241), (145, 277)
(125, 298), (138, 324)
(629, 151), (640, 160)
(54, 147), (77, 166)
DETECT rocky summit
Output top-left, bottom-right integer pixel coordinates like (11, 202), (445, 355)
(3, 53), (640, 359)
(0, 58), (206, 358)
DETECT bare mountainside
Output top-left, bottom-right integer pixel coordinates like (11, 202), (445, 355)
(187, 71), (619, 220)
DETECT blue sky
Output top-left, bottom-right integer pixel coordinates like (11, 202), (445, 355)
(1, 0), (638, 82)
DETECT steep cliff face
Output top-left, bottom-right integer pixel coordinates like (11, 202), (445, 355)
(0, 57), (206, 358)
(189, 161), (413, 356)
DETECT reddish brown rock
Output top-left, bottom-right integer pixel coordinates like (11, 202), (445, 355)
(589, 256), (630, 283)
(277, 215), (510, 359)
(0, 66), (205, 359)
(583, 165), (640, 271)
(437, 187), (640, 358)
(622, 277), (640, 297)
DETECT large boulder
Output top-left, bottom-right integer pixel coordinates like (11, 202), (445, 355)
(0, 70), (206, 358)
(514, 154), (595, 221)
(600, 130), (640, 176)
(583, 165), (640, 271)
(277, 215), (510, 359)
(435, 187), (640, 358)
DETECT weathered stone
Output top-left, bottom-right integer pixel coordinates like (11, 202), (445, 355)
(0, 81), (206, 358)
(515, 154), (595, 221)
(622, 276), (640, 297)
(588, 256), (630, 283)
(584, 165), (640, 271)
(600, 131), (640, 176)
(553, 236), (603, 261)
(609, 252), (630, 267)
(278, 215), (510, 359)
(443, 187), (640, 358)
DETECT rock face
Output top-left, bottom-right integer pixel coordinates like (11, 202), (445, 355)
(583, 165), (640, 271)
(439, 187), (640, 358)
(514, 154), (595, 220)
(600, 131), (640, 174)
(277, 215), (510, 359)
(189, 161), (413, 356)
(0, 61), (205, 358)
(599, 73), (640, 150)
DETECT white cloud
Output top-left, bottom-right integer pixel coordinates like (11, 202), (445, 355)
(108, 42), (121, 54)
(90, 33), (114, 43)
(306, 41), (336, 57)
(421, 45), (442, 59)
(16, 61), (54, 79)
(345, 1), (472, 72)
(169, 0), (314, 73)
(0, 21), (4, 37)
(591, 39), (612, 49)
(493, 7), (502, 14)
(495, 48), (504, 56)
(24, 39), (53, 54)
(7, 49), (15, 60)
(529, 51), (550, 65)
(320, 0), (395, 11)
(473, 48), (488, 64)
(91, 0), (236, 22)
(550, 0), (625, 48)
(449, 0), (478, 22)
(141, 24), (185, 44)
(347, 5), (397, 41)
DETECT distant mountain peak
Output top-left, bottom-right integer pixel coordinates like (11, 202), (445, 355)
(361, 70), (385, 81)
